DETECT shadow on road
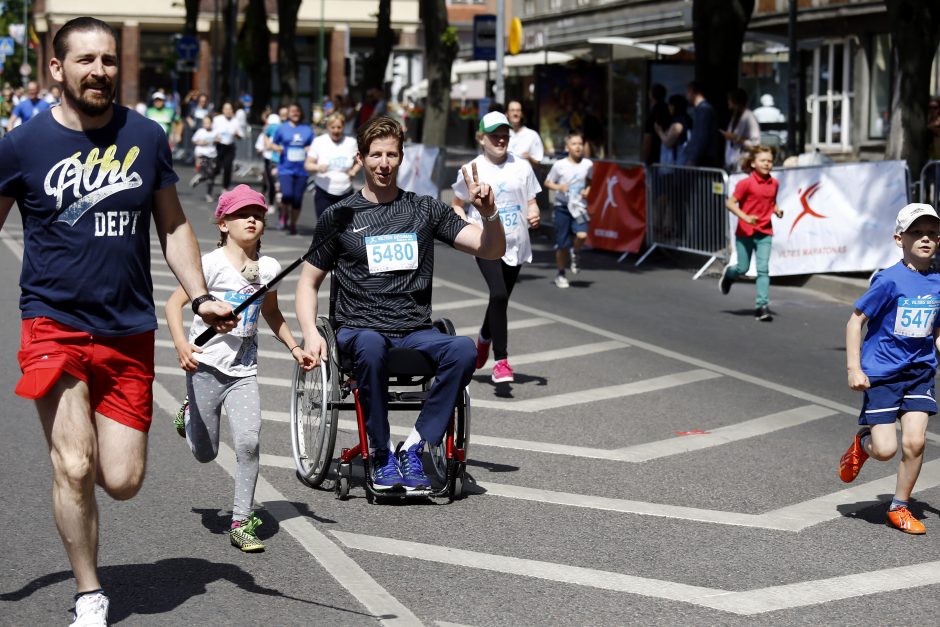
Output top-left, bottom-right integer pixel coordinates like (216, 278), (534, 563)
(838, 494), (939, 525)
(0, 558), (372, 623)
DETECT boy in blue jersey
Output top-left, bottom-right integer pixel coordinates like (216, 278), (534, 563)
(840, 203), (940, 535)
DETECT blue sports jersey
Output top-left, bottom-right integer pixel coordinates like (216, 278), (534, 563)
(0, 105), (179, 336)
(856, 261), (940, 377)
(272, 122), (313, 176)
(12, 97), (50, 123)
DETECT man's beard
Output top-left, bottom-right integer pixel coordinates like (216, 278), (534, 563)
(63, 78), (115, 116)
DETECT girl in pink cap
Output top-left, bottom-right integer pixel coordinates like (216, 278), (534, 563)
(165, 184), (315, 552)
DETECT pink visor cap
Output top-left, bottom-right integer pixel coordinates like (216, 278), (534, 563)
(215, 184), (267, 219)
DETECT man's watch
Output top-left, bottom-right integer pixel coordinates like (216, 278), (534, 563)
(191, 294), (218, 316)
(482, 209), (500, 222)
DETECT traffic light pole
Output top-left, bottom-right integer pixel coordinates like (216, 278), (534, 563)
(495, 0), (504, 105)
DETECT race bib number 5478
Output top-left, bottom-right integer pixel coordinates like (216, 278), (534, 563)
(894, 297), (940, 338)
(365, 233), (419, 274)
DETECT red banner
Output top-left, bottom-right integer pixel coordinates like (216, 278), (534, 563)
(585, 163), (646, 253)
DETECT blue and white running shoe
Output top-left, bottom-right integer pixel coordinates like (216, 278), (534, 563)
(397, 441), (431, 491)
(371, 448), (403, 491)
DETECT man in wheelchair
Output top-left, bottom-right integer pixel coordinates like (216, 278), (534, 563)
(295, 116), (504, 491)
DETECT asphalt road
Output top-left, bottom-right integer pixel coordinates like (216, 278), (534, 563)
(2, 168), (939, 625)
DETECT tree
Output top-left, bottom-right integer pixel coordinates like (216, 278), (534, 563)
(277, 0), (302, 103)
(691, 0), (754, 128)
(884, 0), (940, 176)
(420, 0), (458, 147)
(363, 0), (394, 94)
(237, 0), (272, 124)
(183, 0), (199, 36)
(0, 0), (38, 87)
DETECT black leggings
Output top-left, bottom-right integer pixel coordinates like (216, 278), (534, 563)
(217, 143), (236, 189)
(476, 257), (522, 361)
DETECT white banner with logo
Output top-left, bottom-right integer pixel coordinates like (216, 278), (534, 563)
(728, 161), (910, 276)
(398, 144), (441, 199)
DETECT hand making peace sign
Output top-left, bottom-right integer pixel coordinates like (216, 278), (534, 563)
(461, 162), (497, 220)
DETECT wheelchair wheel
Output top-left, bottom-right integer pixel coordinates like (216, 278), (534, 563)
(290, 319), (339, 487)
(429, 387), (471, 485)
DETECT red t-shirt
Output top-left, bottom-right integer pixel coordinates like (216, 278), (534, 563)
(733, 171), (779, 237)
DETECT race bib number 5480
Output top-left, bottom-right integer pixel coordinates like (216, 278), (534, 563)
(894, 297), (940, 338)
(365, 233), (419, 274)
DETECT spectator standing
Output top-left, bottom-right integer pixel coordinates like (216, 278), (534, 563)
(0, 85), (14, 132)
(722, 88), (761, 171)
(642, 83), (671, 165)
(305, 112), (360, 218)
(682, 81), (722, 168)
(213, 101), (243, 191)
(506, 100), (544, 169)
(7, 80), (50, 131)
(655, 95), (693, 166)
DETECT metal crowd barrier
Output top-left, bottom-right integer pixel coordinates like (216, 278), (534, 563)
(637, 164), (730, 280)
(920, 160), (940, 208)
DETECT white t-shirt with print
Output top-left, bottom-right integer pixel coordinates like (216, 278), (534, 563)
(452, 153), (541, 266)
(508, 126), (544, 163)
(192, 128), (218, 159)
(189, 248), (282, 377)
(212, 115), (241, 145)
(546, 157), (593, 219)
(310, 134), (358, 195)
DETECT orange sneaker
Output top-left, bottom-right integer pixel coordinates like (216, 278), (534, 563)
(886, 506), (926, 535)
(838, 428), (870, 483)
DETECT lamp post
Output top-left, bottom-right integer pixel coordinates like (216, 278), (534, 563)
(495, 0), (504, 105)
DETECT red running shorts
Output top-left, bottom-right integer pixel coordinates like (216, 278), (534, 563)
(16, 317), (155, 432)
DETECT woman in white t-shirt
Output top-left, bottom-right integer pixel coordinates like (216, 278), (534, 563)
(212, 101), (243, 190)
(304, 112), (360, 218)
(165, 185), (315, 552)
(452, 112), (541, 384)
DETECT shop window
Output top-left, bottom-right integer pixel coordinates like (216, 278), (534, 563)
(806, 39), (854, 151)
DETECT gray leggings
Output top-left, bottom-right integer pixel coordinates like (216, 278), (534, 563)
(185, 365), (262, 520)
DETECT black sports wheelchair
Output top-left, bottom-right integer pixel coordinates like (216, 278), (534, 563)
(289, 277), (471, 503)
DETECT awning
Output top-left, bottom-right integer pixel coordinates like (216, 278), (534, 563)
(452, 51), (576, 75)
(587, 37), (682, 59)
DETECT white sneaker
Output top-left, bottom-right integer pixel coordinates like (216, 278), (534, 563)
(71, 591), (109, 627)
(554, 274), (570, 288)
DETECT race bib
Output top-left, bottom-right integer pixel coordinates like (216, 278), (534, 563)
(223, 290), (262, 337)
(365, 233), (419, 274)
(330, 155), (353, 170)
(286, 146), (306, 162)
(894, 297), (940, 338)
(497, 204), (522, 230)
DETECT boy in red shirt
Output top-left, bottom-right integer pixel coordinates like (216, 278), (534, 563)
(718, 146), (783, 321)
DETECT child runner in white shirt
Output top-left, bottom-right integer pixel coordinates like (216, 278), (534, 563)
(165, 185), (315, 552)
(190, 115), (219, 202)
(452, 111), (541, 383)
(545, 131), (593, 286)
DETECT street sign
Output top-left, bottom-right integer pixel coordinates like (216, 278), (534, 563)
(0, 37), (14, 56)
(473, 15), (496, 61)
(19, 63), (30, 77)
(174, 35), (199, 62)
(176, 59), (198, 73)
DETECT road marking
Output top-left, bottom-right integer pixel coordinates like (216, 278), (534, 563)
(481, 340), (628, 369)
(331, 531), (940, 615)
(434, 277), (863, 416)
(609, 405), (837, 461)
(471, 369), (721, 412)
(454, 317), (554, 336)
(431, 298), (489, 311)
(151, 381), (422, 626)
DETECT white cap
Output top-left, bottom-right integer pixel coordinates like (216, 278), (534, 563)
(478, 111), (511, 133)
(151, 91), (166, 101)
(896, 203), (940, 234)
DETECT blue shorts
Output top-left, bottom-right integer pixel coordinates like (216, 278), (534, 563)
(554, 206), (588, 250)
(859, 366), (937, 425)
(280, 173), (308, 209)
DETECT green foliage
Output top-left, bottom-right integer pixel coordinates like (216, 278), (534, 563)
(440, 26), (459, 55)
(0, 0), (37, 87)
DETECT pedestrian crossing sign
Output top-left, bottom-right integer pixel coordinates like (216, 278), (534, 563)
(0, 37), (14, 56)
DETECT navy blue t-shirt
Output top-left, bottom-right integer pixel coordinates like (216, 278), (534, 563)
(0, 105), (179, 335)
(856, 261), (940, 378)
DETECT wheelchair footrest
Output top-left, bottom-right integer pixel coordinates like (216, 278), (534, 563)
(393, 391), (428, 402)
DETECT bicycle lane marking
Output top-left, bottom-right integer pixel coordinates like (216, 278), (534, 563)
(152, 381), (424, 627)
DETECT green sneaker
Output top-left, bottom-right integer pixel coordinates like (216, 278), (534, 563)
(230, 512), (265, 552)
(174, 396), (188, 438)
